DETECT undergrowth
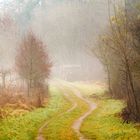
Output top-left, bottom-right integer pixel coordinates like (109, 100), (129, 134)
(0, 86), (66, 140)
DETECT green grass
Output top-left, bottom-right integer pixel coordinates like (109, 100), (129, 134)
(43, 87), (89, 140)
(76, 83), (140, 140)
(1, 82), (139, 140)
(0, 86), (68, 140)
(73, 82), (106, 96)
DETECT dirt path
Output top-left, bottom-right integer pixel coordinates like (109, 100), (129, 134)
(36, 83), (97, 140)
(36, 87), (77, 140)
(70, 86), (97, 140)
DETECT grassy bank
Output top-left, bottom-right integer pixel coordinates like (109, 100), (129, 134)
(76, 83), (140, 140)
(0, 86), (68, 140)
(42, 87), (89, 140)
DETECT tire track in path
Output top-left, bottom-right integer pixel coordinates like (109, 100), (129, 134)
(69, 85), (97, 140)
(36, 86), (77, 140)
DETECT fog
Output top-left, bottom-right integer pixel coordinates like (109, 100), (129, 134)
(0, 0), (112, 81)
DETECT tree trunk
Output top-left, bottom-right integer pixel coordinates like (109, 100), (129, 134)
(125, 59), (140, 121)
(106, 65), (113, 97)
(2, 74), (6, 89)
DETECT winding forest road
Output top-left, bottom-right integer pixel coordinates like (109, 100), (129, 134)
(36, 86), (78, 140)
(36, 83), (97, 140)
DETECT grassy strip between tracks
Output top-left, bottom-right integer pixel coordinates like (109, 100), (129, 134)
(42, 86), (89, 140)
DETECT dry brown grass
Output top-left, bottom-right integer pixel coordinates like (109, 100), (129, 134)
(0, 87), (48, 119)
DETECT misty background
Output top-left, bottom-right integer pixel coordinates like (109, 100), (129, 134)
(0, 0), (111, 81)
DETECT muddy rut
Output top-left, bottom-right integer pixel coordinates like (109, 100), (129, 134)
(71, 86), (97, 140)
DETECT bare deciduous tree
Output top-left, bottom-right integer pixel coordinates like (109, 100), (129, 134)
(92, 0), (140, 122)
(0, 69), (10, 89)
(16, 31), (52, 101)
